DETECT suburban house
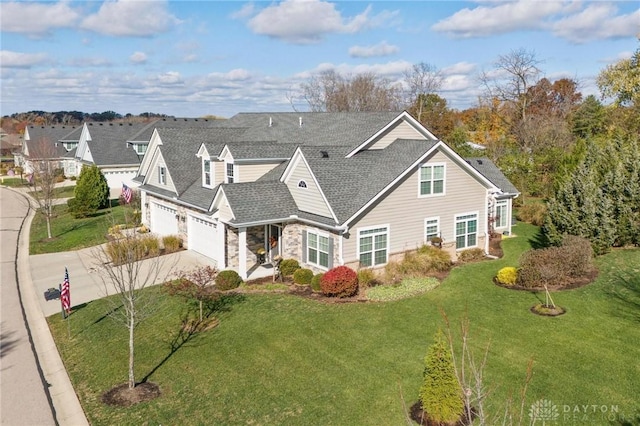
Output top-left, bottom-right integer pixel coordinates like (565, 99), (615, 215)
(136, 111), (519, 280)
(17, 118), (224, 189)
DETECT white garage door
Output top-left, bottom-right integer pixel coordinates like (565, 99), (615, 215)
(188, 216), (222, 265)
(151, 203), (178, 236)
(104, 170), (137, 189)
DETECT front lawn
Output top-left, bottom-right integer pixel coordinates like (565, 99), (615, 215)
(48, 223), (640, 425)
(30, 185), (76, 199)
(30, 202), (126, 254)
(1, 176), (29, 187)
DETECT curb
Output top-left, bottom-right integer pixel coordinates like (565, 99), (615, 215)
(15, 189), (89, 425)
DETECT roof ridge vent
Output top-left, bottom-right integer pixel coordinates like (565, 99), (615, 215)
(299, 117), (303, 127)
(269, 117), (273, 127)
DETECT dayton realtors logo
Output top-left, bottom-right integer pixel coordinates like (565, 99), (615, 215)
(529, 399), (560, 424)
(529, 399), (622, 424)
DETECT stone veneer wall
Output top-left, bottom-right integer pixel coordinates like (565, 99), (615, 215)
(285, 223), (342, 275)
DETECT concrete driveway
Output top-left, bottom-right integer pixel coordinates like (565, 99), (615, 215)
(32, 245), (216, 317)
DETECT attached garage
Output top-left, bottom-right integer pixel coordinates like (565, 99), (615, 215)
(102, 169), (137, 189)
(150, 202), (178, 236)
(188, 215), (223, 267)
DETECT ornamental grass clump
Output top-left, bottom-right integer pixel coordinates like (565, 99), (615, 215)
(162, 235), (182, 253)
(320, 266), (358, 298)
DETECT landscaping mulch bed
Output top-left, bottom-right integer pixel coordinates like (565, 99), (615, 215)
(530, 304), (566, 316)
(102, 382), (161, 407)
(493, 268), (599, 292)
(410, 401), (476, 426)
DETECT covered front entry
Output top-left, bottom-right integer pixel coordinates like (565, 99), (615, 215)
(188, 215), (224, 267)
(150, 202), (178, 236)
(266, 224), (282, 261)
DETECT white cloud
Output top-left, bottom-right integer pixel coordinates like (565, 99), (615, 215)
(245, 0), (395, 44)
(0, 1), (80, 36)
(69, 57), (112, 67)
(156, 71), (183, 85)
(81, 0), (181, 37)
(552, 4), (640, 43)
(349, 41), (399, 58)
(442, 62), (476, 75)
(0, 51), (49, 68)
(432, 0), (566, 38)
(130, 52), (148, 64)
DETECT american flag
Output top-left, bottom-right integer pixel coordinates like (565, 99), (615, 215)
(61, 267), (70, 314)
(122, 183), (133, 204)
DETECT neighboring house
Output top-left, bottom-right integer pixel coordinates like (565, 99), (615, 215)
(136, 111), (520, 279)
(19, 125), (82, 174)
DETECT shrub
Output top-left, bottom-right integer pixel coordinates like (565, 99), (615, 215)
(311, 273), (323, 292)
(293, 268), (313, 285)
(320, 266), (358, 298)
(517, 202), (547, 226)
(357, 268), (377, 288)
(216, 270), (243, 291)
(496, 267), (518, 286)
(69, 176), (77, 181)
(517, 236), (594, 288)
(456, 248), (485, 263)
(279, 259), (300, 277)
(70, 165), (109, 217)
(105, 239), (147, 264)
(419, 329), (464, 424)
(384, 246), (452, 284)
(162, 235), (182, 253)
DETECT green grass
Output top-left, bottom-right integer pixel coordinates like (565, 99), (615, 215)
(0, 176), (29, 187)
(48, 222), (640, 425)
(30, 202), (126, 254)
(29, 185), (76, 199)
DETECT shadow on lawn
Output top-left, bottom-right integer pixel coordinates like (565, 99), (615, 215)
(528, 226), (550, 249)
(140, 293), (245, 384)
(610, 413), (640, 426)
(606, 270), (640, 323)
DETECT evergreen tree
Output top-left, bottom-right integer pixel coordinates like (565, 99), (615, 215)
(419, 329), (464, 424)
(70, 165), (109, 218)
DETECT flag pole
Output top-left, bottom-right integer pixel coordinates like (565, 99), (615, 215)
(59, 283), (65, 320)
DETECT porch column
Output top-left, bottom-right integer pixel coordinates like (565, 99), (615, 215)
(238, 227), (247, 280)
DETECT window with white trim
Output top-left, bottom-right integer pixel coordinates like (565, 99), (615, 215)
(425, 217), (440, 242)
(495, 200), (508, 228)
(358, 226), (388, 267)
(226, 162), (234, 183)
(307, 231), (330, 268)
(158, 166), (166, 185)
(298, 180), (307, 188)
(203, 159), (212, 187)
(134, 144), (147, 155)
(419, 163), (445, 196)
(455, 213), (478, 249)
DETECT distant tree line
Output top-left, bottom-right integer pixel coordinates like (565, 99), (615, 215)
(1, 111), (173, 132)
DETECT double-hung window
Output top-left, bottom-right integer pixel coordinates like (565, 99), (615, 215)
(226, 162), (234, 183)
(419, 163), (445, 196)
(455, 213), (478, 249)
(158, 166), (166, 185)
(134, 144), (147, 155)
(203, 159), (212, 187)
(425, 217), (440, 242)
(358, 226), (388, 267)
(307, 231), (330, 268)
(495, 200), (508, 228)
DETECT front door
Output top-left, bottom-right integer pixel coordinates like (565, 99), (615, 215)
(267, 224), (282, 261)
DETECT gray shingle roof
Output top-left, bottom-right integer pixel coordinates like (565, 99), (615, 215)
(84, 122), (147, 166)
(465, 157), (519, 195)
(221, 181), (298, 224)
(25, 125), (81, 158)
(128, 117), (228, 142)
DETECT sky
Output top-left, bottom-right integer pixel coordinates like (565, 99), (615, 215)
(1, 0), (638, 119)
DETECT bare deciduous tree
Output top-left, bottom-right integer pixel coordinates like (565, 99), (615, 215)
(93, 214), (178, 390)
(403, 62), (443, 122)
(28, 137), (61, 239)
(302, 69), (403, 112)
(479, 48), (543, 122)
(177, 265), (218, 321)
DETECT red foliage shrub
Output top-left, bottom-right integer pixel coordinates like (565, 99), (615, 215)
(320, 266), (358, 298)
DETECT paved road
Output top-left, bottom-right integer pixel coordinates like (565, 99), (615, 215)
(0, 187), (57, 425)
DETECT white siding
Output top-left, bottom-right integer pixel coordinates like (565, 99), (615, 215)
(368, 120), (429, 150)
(343, 150), (488, 263)
(286, 158), (333, 218)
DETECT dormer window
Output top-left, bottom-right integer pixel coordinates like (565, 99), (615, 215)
(298, 180), (307, 188)
(226, 162), (234, 183)
(203, 159), (212, 188)
(134, 144), (147, 155)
